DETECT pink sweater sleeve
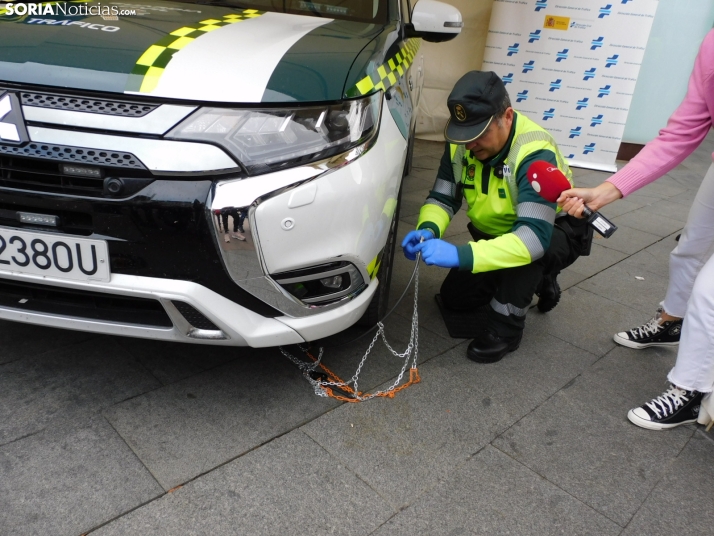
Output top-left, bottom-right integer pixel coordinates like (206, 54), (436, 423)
(607, 30), (714, 197)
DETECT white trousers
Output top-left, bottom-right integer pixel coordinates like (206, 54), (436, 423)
(664, 163), (714, 393)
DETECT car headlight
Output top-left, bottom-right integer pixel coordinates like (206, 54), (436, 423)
(166, 92), (382, 175)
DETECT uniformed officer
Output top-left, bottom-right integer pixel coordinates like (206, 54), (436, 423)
(402, 71), (587, 363)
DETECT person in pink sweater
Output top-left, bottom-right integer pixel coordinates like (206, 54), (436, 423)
(558, 29), (714, 431)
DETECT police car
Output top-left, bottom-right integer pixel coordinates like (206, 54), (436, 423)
(0, 0), (461, 346)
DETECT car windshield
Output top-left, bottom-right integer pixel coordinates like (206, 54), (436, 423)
(173, 0), (387, 24)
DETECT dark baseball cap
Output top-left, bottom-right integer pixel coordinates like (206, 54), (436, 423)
(444, 71), (508, 144)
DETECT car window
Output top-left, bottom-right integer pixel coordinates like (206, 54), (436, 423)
(172, 0), (388, 24)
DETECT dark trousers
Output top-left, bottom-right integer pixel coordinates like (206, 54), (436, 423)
(440, 223), (581, 337)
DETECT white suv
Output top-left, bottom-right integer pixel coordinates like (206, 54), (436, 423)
(0, 0), (461, 346)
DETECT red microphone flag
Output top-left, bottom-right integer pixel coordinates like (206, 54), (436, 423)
(525, 160), (571, 202)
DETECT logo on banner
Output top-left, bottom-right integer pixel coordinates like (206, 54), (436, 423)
(598, 85), (612, 97)
(584, 68), (597, 81)
(508, 43), (520, 56)
(569, 126), (582, 138)
(591, 37), (604, 50)
(584, 143), (596, 155)
(621, 0), (633, 3)
(523, 60), (535, 73)
(535, 0), (547, 12)
(502, 73), (514, 84)
(591, 115), (604, 127)
(549, 79), (562, 92)
(529, 29), (542, 43)
(599, 5), (612, 18)
(543, 108), (555, 120)
(544, 15), (570, 30)
(556, 49), (569, 62)
(576, 98), (589, 110)
(517, 90), (529, 102)
(565, 153), (575, 159)
(606, 55), (619, 68)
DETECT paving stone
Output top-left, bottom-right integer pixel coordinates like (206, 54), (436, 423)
(572, 170), (613, 188)
(632, 176), (689, 200)
(621, 241), (675, 280)
(493, 347), (691, 527)
(114, 337), (239, 386)
(412, 154), (442, 171)
(666, 188), (699, 207)
(0, 320), (97, 365)
(371, 446), (621, 536)
(405, 165), (439, 182)
(103, 349), (339, 490)
(638, 197), (694, 224)
(577, 255), (670, 315)
(527, 286), (648, 357)
(611, 209), (684, 238)
(596, 197), (647, 219)
(590, 223), (661, 255)
(0, 337), (160, 446)
(303, 328), (598, 510)
(622, 431), (714, 536)
(568, 242), (628, 278)
(400, 188), (432, 218)
(0, 415), (162, 536)
(93, 430), (394, 536)
(401, 172), (434, 193)
(664, 167), (706, 190)
(557, 266), (590, 291)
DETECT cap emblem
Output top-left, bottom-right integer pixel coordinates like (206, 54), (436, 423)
(454, 104), (467, 122)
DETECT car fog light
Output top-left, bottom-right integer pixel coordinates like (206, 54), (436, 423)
(320, 275), (343, 289)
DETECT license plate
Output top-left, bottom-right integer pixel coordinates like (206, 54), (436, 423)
(0, 228), (110, 282)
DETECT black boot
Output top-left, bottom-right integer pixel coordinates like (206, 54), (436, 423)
(466, 329), (522, 363)
(536, 272), (561, 313)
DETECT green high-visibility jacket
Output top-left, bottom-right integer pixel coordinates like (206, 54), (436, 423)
(417, 111), (573, 273)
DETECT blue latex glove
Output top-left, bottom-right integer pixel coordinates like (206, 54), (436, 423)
(401, 229), (435, 261)
(413, 239), (460, 268)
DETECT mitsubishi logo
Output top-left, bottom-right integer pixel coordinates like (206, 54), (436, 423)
(0, 92), (29, 145)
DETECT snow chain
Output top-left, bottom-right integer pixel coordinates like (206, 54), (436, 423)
(280, 260), (421, 402)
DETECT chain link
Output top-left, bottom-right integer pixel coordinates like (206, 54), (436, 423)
(280, 258), (421, 402)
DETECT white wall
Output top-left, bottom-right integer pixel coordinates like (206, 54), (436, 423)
(415, 0), (494, 141)
(622, 0), (714, 145)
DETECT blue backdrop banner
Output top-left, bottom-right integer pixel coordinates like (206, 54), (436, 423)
(482, 0), (658, 172)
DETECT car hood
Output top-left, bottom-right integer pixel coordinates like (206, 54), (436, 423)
(0, 0), (385, 103)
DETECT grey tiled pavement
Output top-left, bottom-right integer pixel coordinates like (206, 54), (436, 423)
(2, 134), (714, 536)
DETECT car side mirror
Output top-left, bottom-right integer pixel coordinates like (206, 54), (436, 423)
(405, 0), (463, 43)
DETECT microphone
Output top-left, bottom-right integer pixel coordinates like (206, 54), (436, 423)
(526, 161), (617, 238)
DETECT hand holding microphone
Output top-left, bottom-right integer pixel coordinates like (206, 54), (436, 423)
(526, 161), (618, 238)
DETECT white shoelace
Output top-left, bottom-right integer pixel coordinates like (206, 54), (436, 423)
(630, 316), (664, 339)
(646, 386), (690, 419)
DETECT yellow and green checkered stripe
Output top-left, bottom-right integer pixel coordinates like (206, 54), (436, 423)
(348, 38), (421, 97)
(126, 9), (264, 93)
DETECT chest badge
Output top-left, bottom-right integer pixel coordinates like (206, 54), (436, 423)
(466, 164), (476, 181)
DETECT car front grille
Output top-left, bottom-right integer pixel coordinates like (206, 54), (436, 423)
(0, 143), (146, 170)
(0, 154), (152, 197)
(20, 91), (158, 117)
(0, 277), (173, 328)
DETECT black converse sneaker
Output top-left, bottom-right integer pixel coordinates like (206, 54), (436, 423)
(628, 385), (702, 430)
(613, 307), (682, 349)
